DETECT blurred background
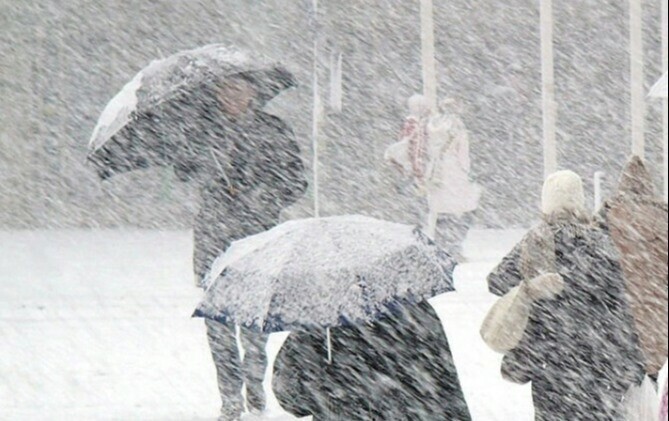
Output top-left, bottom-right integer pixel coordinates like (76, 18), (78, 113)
(1, 0), (666, 229)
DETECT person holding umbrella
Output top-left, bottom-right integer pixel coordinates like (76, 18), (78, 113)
(193, 76), (307, 420)
(193, 215), (472, 420)
(87, 45), (308, 420)
(272, 301), (472, 420)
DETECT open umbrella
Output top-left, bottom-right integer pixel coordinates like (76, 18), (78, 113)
(87, 44), (296, 179)
(192, 215), (456, 333)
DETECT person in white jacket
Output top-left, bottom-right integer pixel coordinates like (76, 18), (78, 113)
(385, 96), (481, 259)
(423, 99), (481, 254)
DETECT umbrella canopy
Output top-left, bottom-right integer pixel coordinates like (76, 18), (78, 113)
(87, 44), (296, 179)
(193, 215), (456, 333)
(648, 72), (668, 99)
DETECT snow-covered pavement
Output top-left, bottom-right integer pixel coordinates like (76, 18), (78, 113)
(0, 229), (533, 420)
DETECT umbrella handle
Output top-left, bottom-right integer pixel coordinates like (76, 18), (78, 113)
(326, 327), (332, 365)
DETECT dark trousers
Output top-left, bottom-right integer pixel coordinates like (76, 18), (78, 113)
(411, 192), (473, 260)
(433, 213), (473, 259)
(205, 319), (269, 417)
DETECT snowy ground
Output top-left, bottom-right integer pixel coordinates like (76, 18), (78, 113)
(0, 229), (534, 420)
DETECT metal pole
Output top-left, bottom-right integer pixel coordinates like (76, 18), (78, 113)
(420, 0), (437, 111)
(594, 171), (605, 213)
(662, 0), (668, 200)
(330, 52), (343, 113)
(541, 0), (557, 179)
(312, 1), (321, 217)
(421, 0), (438, 237)
(630, 0), (645, 158)
(312, 42), (320, 218)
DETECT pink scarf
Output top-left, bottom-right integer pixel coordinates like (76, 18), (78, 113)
(401, 116), (428, 180)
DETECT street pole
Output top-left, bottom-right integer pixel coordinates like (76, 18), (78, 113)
(594, 171), (605, 213)
(312, 0), (321, 217)
(329, 52), (343, 113)
(661, 0), (668, 200)
(420, 0), (437, 111)
(420, 0), (438, 237)
(630, 0), (645, 158)
(540, 0), (557, 179)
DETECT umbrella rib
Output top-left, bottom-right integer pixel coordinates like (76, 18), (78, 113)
(209, 147), (232, 187)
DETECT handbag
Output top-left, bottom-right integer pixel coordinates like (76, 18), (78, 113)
(480, 273), (564, 353)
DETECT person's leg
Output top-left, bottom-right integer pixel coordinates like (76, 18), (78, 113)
(415, 190), (431, 233)
(454, 213), (473, 255)
(240, 328), (269, 412)
(426, 207), (439, 239)
(435, 213), (472, 261)
(434, 214), (455, 254)
(205, 319), (243, 420)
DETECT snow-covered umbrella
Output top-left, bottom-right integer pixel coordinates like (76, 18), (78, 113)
(192, 215), (456, 334)
(648, 72), (668, 99)
(87, 44), (296, 179)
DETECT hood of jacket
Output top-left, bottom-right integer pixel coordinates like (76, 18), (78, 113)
(541, 170), (588, 220)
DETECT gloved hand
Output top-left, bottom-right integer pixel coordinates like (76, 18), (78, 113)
(523, 273), (565, 301)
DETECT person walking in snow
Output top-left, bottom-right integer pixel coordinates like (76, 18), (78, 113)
(272, 300), (472, 420)
(385, 94), (432, 177)
(85, 45), (307, 421)
(184, 76), (307, 420)
(422, 98), (481, 259)
(488, 170), (645, 420)
(385, 95), (481, 260)
(596, 156), (668, 381)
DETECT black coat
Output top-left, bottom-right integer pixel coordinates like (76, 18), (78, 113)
(272, 301), (472, 421)
(184, 109), (308, 280)
(497, 221), (645, 421)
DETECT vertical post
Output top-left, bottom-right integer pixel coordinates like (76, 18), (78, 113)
(421, 0), (438, 238)
(630, 0), (645, 158)
(594, 171), (605, 213)
(540, 0), (557, 179)
(329, 52), (343, 113)
(312, 1), (321, 217)
(420, 0), (437, 111)
(312, 43), (321, 218)
(662, 0), (668, 200)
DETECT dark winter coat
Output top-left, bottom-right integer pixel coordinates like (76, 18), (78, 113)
(487, 211), (591, 297)
(496, 218), (645, 421)
(182, 108), (308, 281)
(597, 156), (668, 376)
(272, 300), (472, 421)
